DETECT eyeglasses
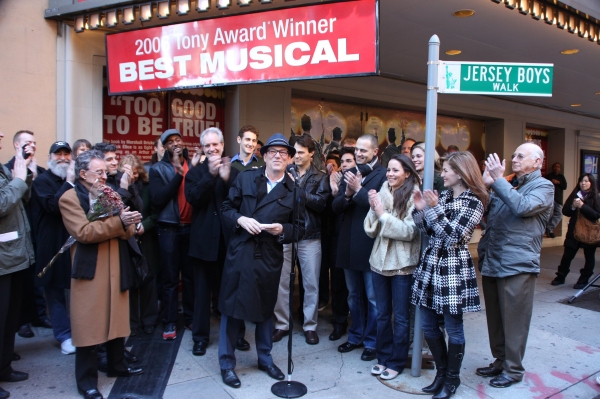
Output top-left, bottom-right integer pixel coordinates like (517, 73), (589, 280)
(86, 169), (107, 177)
(266, 149), (289, 158)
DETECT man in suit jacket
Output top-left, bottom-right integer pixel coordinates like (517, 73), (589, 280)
(332, 134), (387, 362)
(218, 133), (305, 389)
(184, 127), (242, 357)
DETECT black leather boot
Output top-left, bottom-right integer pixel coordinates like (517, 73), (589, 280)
(422, 336), (447, 394)
(433, 343), (464, 399)
(574, 272), (593, 289)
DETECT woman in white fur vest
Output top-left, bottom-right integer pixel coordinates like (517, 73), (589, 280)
(364, 154), (421, 381)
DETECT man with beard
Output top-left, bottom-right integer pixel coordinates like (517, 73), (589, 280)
(150, 129), (195, 340)
(218, 133), (305, 388)
(31, 142), (77, 355)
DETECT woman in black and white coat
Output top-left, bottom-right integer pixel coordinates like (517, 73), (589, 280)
(411, 151), (488, 399)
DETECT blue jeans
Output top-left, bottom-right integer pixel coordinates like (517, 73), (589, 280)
(344, 269), (377, 350)
(44, 287), (71, 343)
(371, 272), (411, 371)
(421, 307), (465, 345)
(157, 224), (194, 325)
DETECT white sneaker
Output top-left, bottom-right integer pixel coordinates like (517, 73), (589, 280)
(596, 375), (600, 386)
(61, 338), (76, 355)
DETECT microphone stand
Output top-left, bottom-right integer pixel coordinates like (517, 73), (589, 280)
(272, 172), (307, 398)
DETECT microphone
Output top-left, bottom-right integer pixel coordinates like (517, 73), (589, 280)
(286, 164), (299, 180)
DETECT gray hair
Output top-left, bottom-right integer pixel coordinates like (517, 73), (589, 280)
(75, 149), (105, 178)
(200, 127), (224, 146)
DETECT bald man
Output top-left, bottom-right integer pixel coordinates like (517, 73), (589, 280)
(476, 143), (553, 389)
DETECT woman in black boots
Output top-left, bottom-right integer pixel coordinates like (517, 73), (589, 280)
(411, 151), (488, 398)
(551, 173), (600, 289)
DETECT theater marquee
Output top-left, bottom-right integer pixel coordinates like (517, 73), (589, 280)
(106, 0), (378, 94)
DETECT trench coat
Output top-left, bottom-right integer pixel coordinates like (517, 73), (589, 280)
(219, 167), (305, 323)
(59, 188), (135, 347)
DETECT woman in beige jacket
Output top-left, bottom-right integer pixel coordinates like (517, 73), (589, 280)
(364, 154), (421, 380)
(59, 150), (143, 399)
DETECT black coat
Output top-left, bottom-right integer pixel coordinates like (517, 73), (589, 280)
(149, 149), (190, 225)
(219, 168), (305, 322)
(185, 160), (239, 261)
(562, 190), (600, 249)
(30, 170), (73, 288)
(332, 162), (387, 271)
(298, 164), (330, 240)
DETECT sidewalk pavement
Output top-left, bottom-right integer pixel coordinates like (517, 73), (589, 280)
(8, 246), (600, 399)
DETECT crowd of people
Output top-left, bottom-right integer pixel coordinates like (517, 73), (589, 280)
(0, 123), (594, 399)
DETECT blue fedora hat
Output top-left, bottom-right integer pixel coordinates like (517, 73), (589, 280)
(260, 133), (296, 156)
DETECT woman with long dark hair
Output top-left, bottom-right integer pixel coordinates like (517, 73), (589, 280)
(551, 173), (600, 288)
(412, 151), (488, 399)
(364, 154), (421, 380)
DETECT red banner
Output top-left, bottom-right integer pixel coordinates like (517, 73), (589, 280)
(106, 0), (378, 94)
(169, 91), (225, 149)
(103, 90), (167, 162)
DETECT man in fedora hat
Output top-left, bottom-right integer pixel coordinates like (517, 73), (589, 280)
(218, 133), (305, 389)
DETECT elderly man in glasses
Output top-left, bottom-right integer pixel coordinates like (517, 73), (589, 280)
(217, 133), (305, 389)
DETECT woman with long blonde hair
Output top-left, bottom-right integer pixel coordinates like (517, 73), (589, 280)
(412, 151), (488, 399)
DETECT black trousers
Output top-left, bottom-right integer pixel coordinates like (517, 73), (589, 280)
(319, 233), (333, 304)
(130, 274), (159, 331)
(557, 243), (597, 280)
(192, 256), (245, 344)
(0, 270), (25, 378)
(18, 263), (48, 326)
(76, 338), (128, 392)
(330, 233), (348, 326)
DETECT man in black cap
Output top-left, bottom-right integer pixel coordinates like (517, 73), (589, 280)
(149, 129), (194, 340)
(218, 133), (305, 388)
(31, 141), (77, 355)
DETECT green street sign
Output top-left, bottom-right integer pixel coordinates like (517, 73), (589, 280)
(438, 61), (553, 96)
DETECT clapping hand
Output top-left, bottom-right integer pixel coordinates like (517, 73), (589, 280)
(120, 164), (133, 189)
(344, 170), (362, 197)
(12, 147), (31, 182)
(413, 189), (426, 211)
(484, 153), (505, 182)
(120, 207), (142, 228)
(423, 189), (439, 207)
(368, 189), (384, 218)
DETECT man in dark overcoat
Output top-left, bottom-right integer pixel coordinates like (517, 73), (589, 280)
(331, 134), (387, 362)
(31, 142), (76, 354)
(218, 133), (305, 389)
(184, 127), (242, 357)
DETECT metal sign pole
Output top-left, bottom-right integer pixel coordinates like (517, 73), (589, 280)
(411, 33), (440, 378)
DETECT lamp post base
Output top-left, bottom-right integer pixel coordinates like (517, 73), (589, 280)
(271, 380), (307, 398)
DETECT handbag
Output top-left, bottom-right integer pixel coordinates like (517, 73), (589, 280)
(573, 210), (600, 245)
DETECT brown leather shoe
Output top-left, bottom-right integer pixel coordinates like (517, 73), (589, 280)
(304, 330), (319, 345)
(272, 329), (289, 343)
